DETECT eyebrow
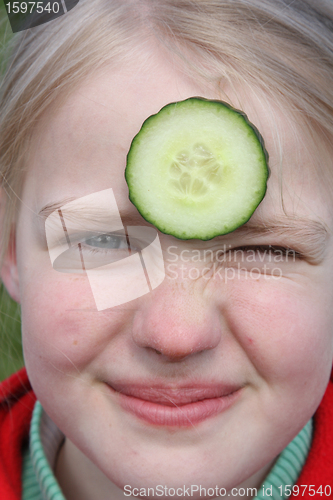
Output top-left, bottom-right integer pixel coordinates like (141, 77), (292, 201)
(38, 200), (330, 261)
(37, 199), (148, 225)
(233, 217), (329, 240)
(229, 217), (329, 262)
(38, 199), (81, 220)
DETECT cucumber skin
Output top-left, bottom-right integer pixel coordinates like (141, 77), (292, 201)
(125, 97), (270, 241)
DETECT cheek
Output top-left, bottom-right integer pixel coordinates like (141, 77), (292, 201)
(226, 278), (333, 389)
(20, 272), (127, 384)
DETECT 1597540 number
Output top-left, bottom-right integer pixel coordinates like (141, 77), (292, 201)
(278, 485), (332, 497)
(5, 2), (60, 14)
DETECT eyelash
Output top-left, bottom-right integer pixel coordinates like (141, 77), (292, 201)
(230, 245), (301, 258)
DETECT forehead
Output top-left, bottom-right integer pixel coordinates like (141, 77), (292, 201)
(23, 49), (331, 227)
(26, 52), (205, 206)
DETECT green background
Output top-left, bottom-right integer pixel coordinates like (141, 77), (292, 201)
(0, 2), (24, 381)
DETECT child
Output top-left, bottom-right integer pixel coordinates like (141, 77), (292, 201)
(1, 1), (333, 499)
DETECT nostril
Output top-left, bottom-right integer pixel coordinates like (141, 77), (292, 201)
(147, 345), (204, 362)
(149, 347), (187, 360)
(150, 347), (163, 355)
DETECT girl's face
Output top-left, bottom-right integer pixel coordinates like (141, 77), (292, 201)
(4, 44), (333, 496)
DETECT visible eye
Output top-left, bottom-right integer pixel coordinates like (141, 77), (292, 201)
(84, 233), (129, 250)
(50, 227), (159, 274)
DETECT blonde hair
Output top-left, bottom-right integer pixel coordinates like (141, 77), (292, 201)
(0, 0), (333, 262)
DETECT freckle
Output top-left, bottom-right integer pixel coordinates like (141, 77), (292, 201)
(73, 340), (78, 345)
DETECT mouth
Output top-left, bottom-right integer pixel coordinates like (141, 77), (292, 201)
(107, 382), (242, 427)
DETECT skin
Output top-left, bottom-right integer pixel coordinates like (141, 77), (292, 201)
(1, 42), (333, 499)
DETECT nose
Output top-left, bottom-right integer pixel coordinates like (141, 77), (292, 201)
(132, 282), (222, 361)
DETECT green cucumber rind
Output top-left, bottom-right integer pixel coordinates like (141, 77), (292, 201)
(125, 97), (269, 241)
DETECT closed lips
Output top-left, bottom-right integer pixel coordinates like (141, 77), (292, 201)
(107, 382), (242, 426)
(108, 384), (240, 405)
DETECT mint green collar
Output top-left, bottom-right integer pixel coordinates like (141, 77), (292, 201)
(22, 402), (65, 500)
(23, 401), (312, 500)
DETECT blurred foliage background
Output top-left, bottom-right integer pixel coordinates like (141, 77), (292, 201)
(0, 286), (23, 381)
(0, 2), (24, 381)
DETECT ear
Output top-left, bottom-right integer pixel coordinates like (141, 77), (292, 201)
(1, 230), (20, 303)
(0, 189), (20, 303)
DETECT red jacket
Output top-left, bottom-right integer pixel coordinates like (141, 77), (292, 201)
(0, 368), (333, 500)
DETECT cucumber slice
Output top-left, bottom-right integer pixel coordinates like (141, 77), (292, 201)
(125, 97), (269, 240)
